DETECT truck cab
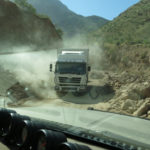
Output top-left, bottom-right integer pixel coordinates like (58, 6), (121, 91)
(51, 49), (90, 93)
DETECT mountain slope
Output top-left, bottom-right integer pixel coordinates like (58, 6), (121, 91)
(28, 0), (109, 37)
(89, 0), (150, 71)
(0, 0), (62, 50)
(92, 0), (150, 46)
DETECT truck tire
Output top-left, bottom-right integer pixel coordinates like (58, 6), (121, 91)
(89, 86), (100, 99)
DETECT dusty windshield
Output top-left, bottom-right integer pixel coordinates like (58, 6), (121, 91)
(55, 62), (86, 74)
(0, 0), (150, 149)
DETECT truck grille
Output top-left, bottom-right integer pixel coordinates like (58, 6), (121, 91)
(59, 77), (81, 84)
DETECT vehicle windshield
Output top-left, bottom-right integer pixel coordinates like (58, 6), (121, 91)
(0, 0), (150, 150)
(55, 62), (86, 74)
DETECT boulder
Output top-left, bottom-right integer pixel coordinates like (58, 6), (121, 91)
(121, 99), (135, 110)
(133, 99), (150, 116)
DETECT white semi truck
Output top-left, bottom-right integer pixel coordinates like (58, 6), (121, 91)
(50, 49), (91, 93)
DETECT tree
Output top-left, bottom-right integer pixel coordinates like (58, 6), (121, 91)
(14, 0), (36, 14)
(56, 28), (63, 38)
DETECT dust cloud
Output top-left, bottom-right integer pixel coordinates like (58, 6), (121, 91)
(0, 46), (57, 99)
(0, 36), (102, 99)
(63, 35), (103, 70)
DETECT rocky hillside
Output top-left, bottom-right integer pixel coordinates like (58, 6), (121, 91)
(28, 0), (109, 37)
(90, 0), (150, 71)
(88, 70), (150, 120)
(0, 0), (62, 51)
(92, 0), (150, 45)
(88, 0), (150, 119)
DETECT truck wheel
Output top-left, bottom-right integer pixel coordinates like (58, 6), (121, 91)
(89, 86), (100, 99)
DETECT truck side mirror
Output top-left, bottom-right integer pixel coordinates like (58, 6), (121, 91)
(88, 66), (91, 72)
(50, 64), (53, 72)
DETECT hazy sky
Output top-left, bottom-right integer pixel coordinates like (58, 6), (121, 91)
(59, 0), (140, 20)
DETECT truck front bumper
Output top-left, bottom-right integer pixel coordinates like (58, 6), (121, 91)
(55, 85), (87, 92)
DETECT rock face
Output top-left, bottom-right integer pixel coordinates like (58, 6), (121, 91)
(0, 0), (62, 50)
(133, 99), (150, 117)
(89, 70), (150, 119)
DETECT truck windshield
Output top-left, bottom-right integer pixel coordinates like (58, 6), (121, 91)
(55, 62), (86, 74)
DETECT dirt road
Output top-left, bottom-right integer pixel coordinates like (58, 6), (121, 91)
(1, 49), (150, 119)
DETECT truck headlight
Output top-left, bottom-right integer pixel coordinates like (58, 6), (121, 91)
(81, 77), (87, 83)
(80, 86), (86, 89)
